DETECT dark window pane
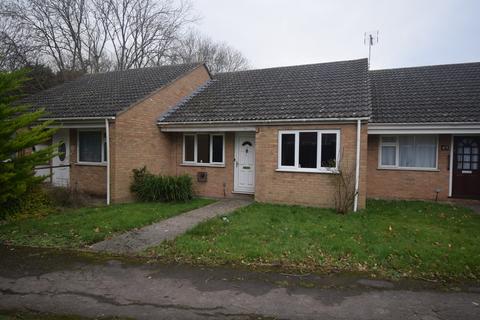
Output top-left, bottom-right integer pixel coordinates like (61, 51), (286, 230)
(103, 133), (107, 162)
(212, 135), (223, 163)
(321, 134), (337, 167)
(184, 135), (195, 162)
(299, 132), (317, 168)
(197, 134), (210, 163)
(79, 131), (102, 162)
(281, 134), (295, 166)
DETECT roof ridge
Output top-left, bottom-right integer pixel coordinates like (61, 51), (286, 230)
(370, 60), (480, 73)
(215, 58), (368, 76)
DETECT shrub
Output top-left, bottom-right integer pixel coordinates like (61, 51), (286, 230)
(131, 167), (193, 202)
(1, 186), (54, 220)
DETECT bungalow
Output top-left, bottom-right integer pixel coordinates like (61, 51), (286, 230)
(26, 59), (480, 210)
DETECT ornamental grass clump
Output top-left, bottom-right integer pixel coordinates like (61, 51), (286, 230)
(131, 167), (193, 202)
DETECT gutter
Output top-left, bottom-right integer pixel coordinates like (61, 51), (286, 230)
(39, 116), (116, 121)
(158, 117), (371, 127)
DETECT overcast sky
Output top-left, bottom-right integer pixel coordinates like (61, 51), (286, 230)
(193, 0), (480, 70)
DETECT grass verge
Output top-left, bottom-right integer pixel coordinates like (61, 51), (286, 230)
(148, 199), (480, 281)
(0, 198), (214, 248)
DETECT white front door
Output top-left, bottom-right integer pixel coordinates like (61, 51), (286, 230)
(234, 133), (255, 193)
(52, 129), (70, 187)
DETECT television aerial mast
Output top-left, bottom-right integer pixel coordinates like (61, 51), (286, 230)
(364, 31), (379, 68)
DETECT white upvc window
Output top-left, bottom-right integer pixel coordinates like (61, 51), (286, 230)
(77, 129), (107, 164)
(379, 135), (438, 170)
(277, 130), (340, 173)
(183, 133), (225, 166)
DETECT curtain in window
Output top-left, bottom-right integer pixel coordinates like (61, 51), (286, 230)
(79, 131), (102, 162)
(381, 146), (396, 166)
(399, 135), (436, 168)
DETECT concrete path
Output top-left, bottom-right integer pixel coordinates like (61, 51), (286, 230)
(91, 199), (252, 254)
(1, 246), (479, 320)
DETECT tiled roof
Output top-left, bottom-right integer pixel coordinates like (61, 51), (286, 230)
(370, 62), (480, 123)
(22, 63), (201, 118)
(160, 59), (371, 123)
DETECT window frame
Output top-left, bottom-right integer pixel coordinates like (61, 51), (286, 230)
(182, 133), (225, 167)
(77, 129), (107, 165)
(277, 129), (340, 173)
(378, 134), (439, 171)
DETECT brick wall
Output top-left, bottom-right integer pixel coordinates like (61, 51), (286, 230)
(69, 128), (107, 196)
(110, 65), (211, 202)
(367, 134), (451, 201)
(254, 122), (368, 209)
(171, 132), (235, 198)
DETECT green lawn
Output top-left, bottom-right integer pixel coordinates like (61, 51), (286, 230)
(149, 200), (480, 280)
(0, 198), (214, 248)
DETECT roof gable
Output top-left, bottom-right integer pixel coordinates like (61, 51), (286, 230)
(22, 63), (202, 119)
(160, 59), (371, 123)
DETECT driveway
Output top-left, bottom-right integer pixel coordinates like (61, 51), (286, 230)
(0, 246), (479, 320)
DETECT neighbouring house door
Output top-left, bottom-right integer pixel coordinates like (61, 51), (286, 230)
(452, 136), (480, 199)
(234, 133), (256, 194)
(51, 129), (70, 187)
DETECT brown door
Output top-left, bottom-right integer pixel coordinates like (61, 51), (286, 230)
(452, 136), (480, 199)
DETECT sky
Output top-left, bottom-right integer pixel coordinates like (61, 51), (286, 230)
(192, 0), (480, 70)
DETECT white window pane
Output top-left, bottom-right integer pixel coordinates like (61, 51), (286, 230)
(79, 131), (102, 162)
(381, 146), (396, 166)
(414, 135), (436, 168)
(399, 136), (415, 167)
(321, 133), (337, 167)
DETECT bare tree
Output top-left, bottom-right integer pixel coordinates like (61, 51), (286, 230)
(0, 0), (194, 72)
(171, 30), (249, 73)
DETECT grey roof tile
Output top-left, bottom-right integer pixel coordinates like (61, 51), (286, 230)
(370, 62), (480, 123)
(160, 59), (371, 123)
(22, 63), (201, 118)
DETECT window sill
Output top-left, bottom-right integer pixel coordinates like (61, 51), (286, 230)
(377, 167), (439, 172)
(75, 162), (107, 167)
(276, 168), (339, 174)
(181, 163), (225, 168)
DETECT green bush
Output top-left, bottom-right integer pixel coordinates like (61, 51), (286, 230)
(1, 186), (54, 220)
(131, 167), (193, 202)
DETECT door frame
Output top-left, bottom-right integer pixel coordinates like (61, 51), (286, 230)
(233, 132), (256, 194)
(51, 128), (70, 187)
(449, 134), (480, 199)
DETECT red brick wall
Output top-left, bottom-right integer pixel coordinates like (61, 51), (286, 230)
(170, 132), (235, 198)
(69, 128), (107, 196)
(254, 122), (368, 208)
(367, 134), (451, 201)
(110, 66), (211, 202)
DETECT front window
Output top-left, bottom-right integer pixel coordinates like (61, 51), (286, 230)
(379, 135), (437, 169)
(78, 130), (107, 164)
(183, 133), (224, 165)
(278, 130), (339, 172)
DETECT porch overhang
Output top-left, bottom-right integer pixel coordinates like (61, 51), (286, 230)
(368, 122), (480, 134)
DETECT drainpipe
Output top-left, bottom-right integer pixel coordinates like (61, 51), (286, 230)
(353, 119), (361, 212)
(105, 118), (111, 205)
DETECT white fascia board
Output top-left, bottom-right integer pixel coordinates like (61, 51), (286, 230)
(368, 123), (480, 134)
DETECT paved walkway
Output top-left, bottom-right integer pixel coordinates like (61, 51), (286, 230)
(1, 246), (479, 320)
(90, 199), (252, 254)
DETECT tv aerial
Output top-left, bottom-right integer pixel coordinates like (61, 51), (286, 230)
(364, 31), (379, 67)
